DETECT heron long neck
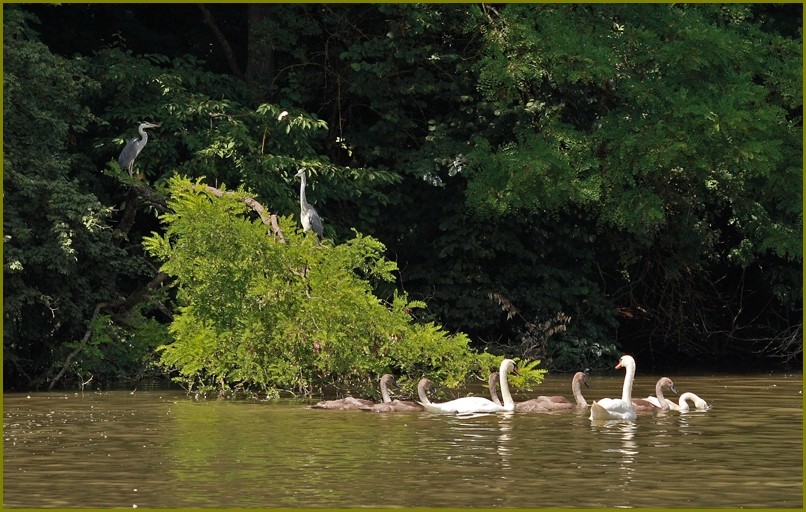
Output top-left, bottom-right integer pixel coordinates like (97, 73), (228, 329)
(621, 361), (635, 402)
(572, 373), (588, 406)
(299, 172), (308, 206)
(138, 125), (149, 144)
(499, 363), (515, 411)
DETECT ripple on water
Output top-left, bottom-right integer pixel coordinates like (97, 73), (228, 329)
(3, 374), (803, 508)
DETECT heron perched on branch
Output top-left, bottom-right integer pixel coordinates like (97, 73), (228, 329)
(118, 122), (161, 176)
(295, 168), (323, 238)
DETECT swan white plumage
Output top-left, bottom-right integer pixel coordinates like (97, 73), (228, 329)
(311, 374), (394, 410)
(589, 355), (637, 421)
(419, 359), (517, 414)
(644, 390), (710, 411)
(633, 377), (677, 412)
(678, 392), (710, 411)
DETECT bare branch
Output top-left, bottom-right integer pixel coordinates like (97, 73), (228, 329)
(203, 185), (286, 242)
(48, 303), (107, 391)
(197, 4), (246, 81)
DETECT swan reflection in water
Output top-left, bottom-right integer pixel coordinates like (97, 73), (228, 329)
(591, 420), (639, 492)
(496, 413), (514, 471)
(420, 411), (515, 477)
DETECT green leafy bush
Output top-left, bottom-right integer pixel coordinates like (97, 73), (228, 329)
(145, 176), (540, 396)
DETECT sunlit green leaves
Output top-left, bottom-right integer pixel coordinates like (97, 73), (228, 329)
(146, 176), (512, 396)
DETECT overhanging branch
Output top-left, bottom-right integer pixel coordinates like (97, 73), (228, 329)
(203, 185), (286, 242)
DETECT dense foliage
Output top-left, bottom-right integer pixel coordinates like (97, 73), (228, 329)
(3, 4), (801, 392)
(143, 176), (526, 397)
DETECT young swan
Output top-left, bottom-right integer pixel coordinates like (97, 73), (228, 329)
(490, 371), (590, 412)
(311, 374), (395, 410)
(518, 371), (590, 412)
(633, 377), (678, 412)
(589, 355), (637, 421)
(643, 388), (710, 411)
(363, 377), (426, 412)
(648, 391), (710, 411)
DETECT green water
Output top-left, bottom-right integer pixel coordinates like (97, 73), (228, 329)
(3, 373), (802, 508)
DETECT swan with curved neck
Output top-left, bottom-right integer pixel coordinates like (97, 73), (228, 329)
(633, 377), (677, 412)
(589, 355), (637, 421)
(678, 392), (711, 411)
(419, 359), (517, 414)
(416, 378), (435, 405)
(535, 370), (590, 406)
(488, 372), (502, 406)
(643, 388), (709, 411)
(678, 392), (710, 411)
(491, 371), (589, 412)
(311, 374), (395, 410)
(364, 377), (428, 412)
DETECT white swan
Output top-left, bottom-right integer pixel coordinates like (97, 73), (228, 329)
(589, 355), (637, 421)
(644, 390), (710, 411)
(311, 374), (394, 410)
(678, 392), (710, 411)
(666, 391), (711, 412)
(419, 359), (517, 414)
(633, 376), (677, 412)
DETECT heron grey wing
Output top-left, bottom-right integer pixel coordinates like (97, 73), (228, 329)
(308, 208), (324, 237)
(117, 138), (140, 170)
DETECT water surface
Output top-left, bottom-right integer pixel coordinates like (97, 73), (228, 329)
(3, 373), (802, 508)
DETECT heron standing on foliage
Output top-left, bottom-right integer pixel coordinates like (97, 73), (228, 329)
(295, 168), (324, 238)
(118, 122), (161, 176)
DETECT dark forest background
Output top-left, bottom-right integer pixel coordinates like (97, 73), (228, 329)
(4, 3), (802, 392)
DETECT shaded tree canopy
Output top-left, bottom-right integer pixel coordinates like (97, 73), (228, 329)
(4, 4), (801, 392)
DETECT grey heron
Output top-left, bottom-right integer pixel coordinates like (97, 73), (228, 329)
(294, 168), (324, 238)
(118, 122), (161, 176)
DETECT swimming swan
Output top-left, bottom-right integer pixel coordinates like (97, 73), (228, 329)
(505, 371), (590, 412)
(488, 372), (502, 406)
(678, 392), (710, 411)
(364, 377), (428, 412)
(311, 374), (395, 410)
(419, 359), (517, 414)
(589, 355), (637, 421)
(534, 370), (590, 405)
(633, 377), (677, 412)
(647, 391), (710, 411)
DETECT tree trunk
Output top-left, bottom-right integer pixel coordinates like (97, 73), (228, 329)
(246, 4), (276, 100)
